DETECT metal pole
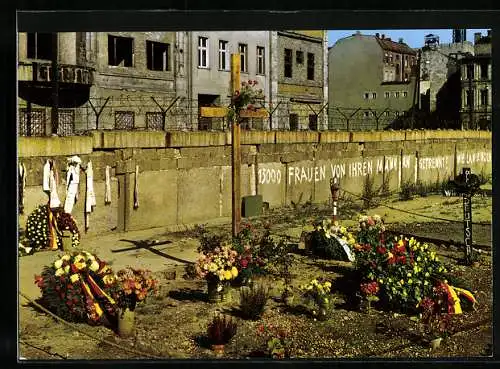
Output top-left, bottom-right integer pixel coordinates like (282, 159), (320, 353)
(231, 54), (241, 237)
(462, 167), (473, 265)
(330, 177), (340, 222)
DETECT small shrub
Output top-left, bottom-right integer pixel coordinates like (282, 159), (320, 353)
(239, 283), (270, 320)
(207, 314), (237, 345)
(362, 175), (377, 208)
(194, 225), (228, 254)
(379, 173), (392, 197)
(399, 181), (415, 201)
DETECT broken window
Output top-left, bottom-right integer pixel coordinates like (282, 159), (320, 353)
(308, 114), (318, 130)
(27, 33), (53, 60)
(257, 46), (265, 74)
(289, 113), (298, 130)
(239, 44), (248, 73)
(108, 35), (134, 67)
(307, 53), (315, 80)
(146, 41), (169, 71)
(296, 50), (304, 64)
(284, 48), (293, 78)
(198, 37), (209, 68)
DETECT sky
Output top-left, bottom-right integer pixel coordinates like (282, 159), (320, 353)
(327, 29), (490, 49)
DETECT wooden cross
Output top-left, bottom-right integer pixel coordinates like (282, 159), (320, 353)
(200, 54), (268, 236)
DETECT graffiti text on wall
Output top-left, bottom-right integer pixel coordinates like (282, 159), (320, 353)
(457, 152), (491, 166)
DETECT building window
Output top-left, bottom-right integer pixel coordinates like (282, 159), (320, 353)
(480, 89), (488, 106)
(372, 92), (377, 99)
(198, 37), (209, 68)
(395, 111), (400, 117)
(307, 53), (315, 80)
(466, 90), (473, 107)
(115, 111), (135, 130)
(385, 91), (390, 98)
(296, 51), (304, 64)
(396, 54), (400, 60)
(364, 111), (370, 118)
(239, 44), (248, 73)
(146, 112), (164, 130)
(384, 111), (390, 117)
(19, 108), (46, 136)
(57, 110), (75, 136)
(395, 64), (400, 77)
(146, 41), (169, 71)
(218, 40), (229, 71)
(404, 73), (409, 81)
(394, 92), (400, 98)
(308, 114), (318, 130)
(284, 48), (293, 78)
(257, 46), (265, 74)
(466, 64), (474, 80)
(364, 92), (370, 99)
(108, 35), (134, 67)
(480, 63), (489, 79)
(27, 33), (53, 60)
(403, 91), (408, 98)
(289, 113), (299, 130)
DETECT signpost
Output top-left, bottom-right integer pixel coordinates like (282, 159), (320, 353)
(200, 54), (268, 237)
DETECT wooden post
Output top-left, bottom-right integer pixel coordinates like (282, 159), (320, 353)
(231, 54), (241, 237)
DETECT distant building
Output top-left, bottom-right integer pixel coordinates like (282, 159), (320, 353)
(460, 30), (492, 130)
(328, 32), (417, 130)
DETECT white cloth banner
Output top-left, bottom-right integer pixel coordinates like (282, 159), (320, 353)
(333, 234), (356, 262)
(85, 161), (97, 213)
(42, 160), (51, 192)
(64, 161), (81, 214)
(49, 166), (61, 208)
(104, 165), (111, 205)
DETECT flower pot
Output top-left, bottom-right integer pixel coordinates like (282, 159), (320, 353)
(211, 344), (225, 356)
(117, 308), (135, 338)
(207, 279), (229, 303)
(430, 337), (442, 350)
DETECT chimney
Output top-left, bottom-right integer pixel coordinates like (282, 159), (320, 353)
(474, 32), (481, 43)
(398, 38), (404, 43)
(375, 32), (380, 38)
(381, 34), (385, 39)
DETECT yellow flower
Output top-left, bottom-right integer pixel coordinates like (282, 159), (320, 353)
(408, 279), (413, 284)
(378, 279), (384, 284)
(61, 255), (71, 261)
(425, 272), (430, 277)
(73, 255), (87, 270)
(407, 272), (412, 277)
(55, 268), (65, 277)
(231, 267), (238, 278)
(208, 263), (218, 273)
(64, 265), (70, 274)
(424, 280), (429, 286)
(312, 279), (318, 285)
(400, 279), (404, 285)
(324, 298), (329, 304)
(70, 274), (79, 283)
(89, 260), (100, 272)
(325, 281), (332, 288)
(54, 259), (63, 269)
(103, 274), (116, 285)
(224, 270), (233, 280)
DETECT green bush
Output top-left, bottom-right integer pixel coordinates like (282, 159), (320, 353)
(239, 283), (270, 320)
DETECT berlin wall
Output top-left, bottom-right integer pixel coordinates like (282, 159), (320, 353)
(18, 130), (492, 235)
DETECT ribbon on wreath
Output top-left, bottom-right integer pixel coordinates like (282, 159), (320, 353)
(439, 282), (477, 315)
(75, 272), (117, 323)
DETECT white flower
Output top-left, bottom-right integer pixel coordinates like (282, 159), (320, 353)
(55, 268), (65, 277)
(89, 260), (100, 272)
(61, 255), (71, 261)
(54, 259), (63, 269)
(64, 265), (70, 274)
(70, 274), (79, 283)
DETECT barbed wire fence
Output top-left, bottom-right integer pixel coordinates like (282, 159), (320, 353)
(19, 94), (490, 137)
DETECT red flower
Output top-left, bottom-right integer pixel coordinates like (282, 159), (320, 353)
(376, 246), (386, 254)
(241, 259), (249, 268)
(34, 275), (44, 288)
(387, 256), (396, 265)
(367, 217), (375, 226)
(258, 324), (264, 333)
(398, 255), (407, 264)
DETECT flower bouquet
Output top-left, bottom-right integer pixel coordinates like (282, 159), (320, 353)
(114, 267), (159, 337)
(227, 80), (265, 122)
(207, 314), (238, 356)
(309, 218), (356, 261)
(355, 214), (385, 247)
(195, 244), (239, 302)
(359, 281), (380, 313)
(34, 251), (118, 325)
(300, 278), (334, 320)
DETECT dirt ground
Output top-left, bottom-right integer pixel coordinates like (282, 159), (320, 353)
(18, 194), (492, 360)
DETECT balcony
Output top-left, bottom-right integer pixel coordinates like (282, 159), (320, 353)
(18, 61), (95, 84)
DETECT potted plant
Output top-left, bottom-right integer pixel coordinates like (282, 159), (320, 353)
(300, 279), (334, 321)
(359, 281), (380, 313)
(256, 323), (291, 359)
(114, 267), (159, 337)
(417, 295), (452, 350)
(195, 244), (239, 303)
(206, 314), (237, 356)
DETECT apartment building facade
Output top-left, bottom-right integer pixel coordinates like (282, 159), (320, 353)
(328, 32), (418, 130)
(460, 30), (492, 130)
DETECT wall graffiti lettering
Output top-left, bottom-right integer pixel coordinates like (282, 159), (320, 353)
(258, 168), (282, 185)
(288, 165), (326, 185)
(418, 156), (450, 170)
(457, 151), (491, 165)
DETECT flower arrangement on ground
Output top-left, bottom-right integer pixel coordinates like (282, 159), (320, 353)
(114, 267), (159, 311)
(359, 281), (380, 313)
(309, 218), (356, 261)
(34, 251), (119, 325)
(300, 278), (334, 320)
(232, 222), (269, 284)
(207, 314), (237, 354)
(25, 204), (80, 251)
(195, 244), (239, 302)
(417, 284), (454, 345)
(257, 322), (291, 359)
(353, 215), (477, 315)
